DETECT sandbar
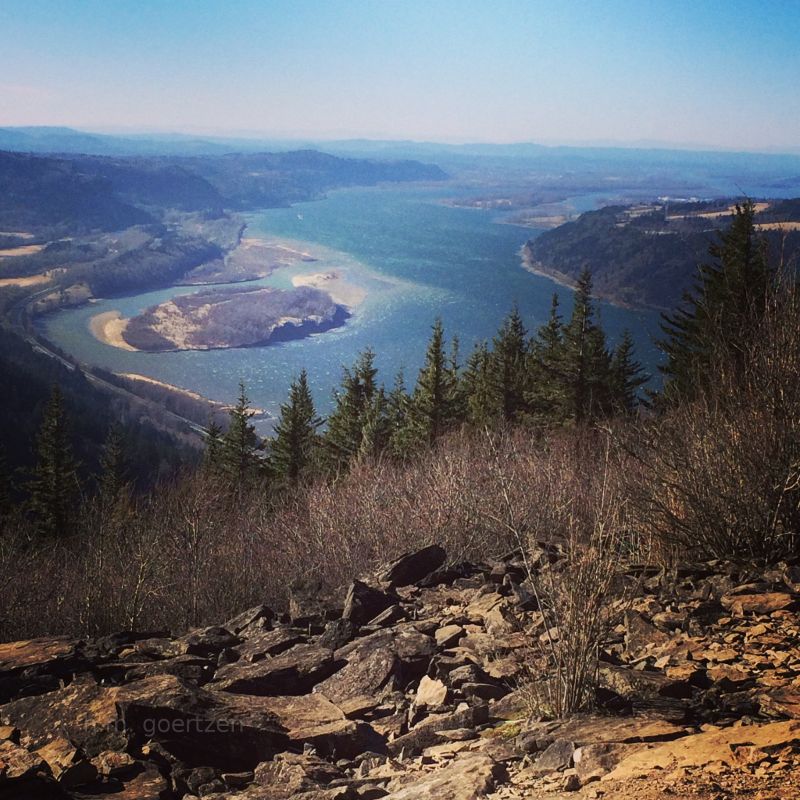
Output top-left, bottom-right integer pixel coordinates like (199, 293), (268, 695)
(291, 270), (367, 309)
(89, 310), (138, 351)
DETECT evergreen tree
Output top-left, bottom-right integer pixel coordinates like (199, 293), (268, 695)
(355, 388), (390, 463)
(448, 335), (468, 423)
(386, 370), (415, 458)
(220, 383), (262, 489)
(202, 418), (225, 474)
(490, 306), (529, 422)
(527, 293), (568, 424)
(462, 341), (499, 427)
(270, 370), (322, 483)
(609, 330), (648, 414)
(560, 270), (613, 423)
(405, 319), (460, 447)
(28, 385), (80, 537)
(324, 350), (382, 470)
(98, 425), (128, 503)
(659, 201), (771, 402)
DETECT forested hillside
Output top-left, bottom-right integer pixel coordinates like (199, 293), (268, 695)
(0, 146), (448, 486)
(523, 199), (800, 309)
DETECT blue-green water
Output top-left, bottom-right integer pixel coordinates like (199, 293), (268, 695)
(39, 185), (662, 428)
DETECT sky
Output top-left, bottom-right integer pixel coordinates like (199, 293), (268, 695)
(1, 0), (799, 151)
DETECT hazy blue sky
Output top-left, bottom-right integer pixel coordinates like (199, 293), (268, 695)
(1, 0), (798, 150)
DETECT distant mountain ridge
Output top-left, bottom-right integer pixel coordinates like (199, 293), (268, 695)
(0, 148), (447, 233)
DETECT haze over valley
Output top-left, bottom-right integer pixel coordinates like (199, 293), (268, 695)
(3, 4), (800, 799)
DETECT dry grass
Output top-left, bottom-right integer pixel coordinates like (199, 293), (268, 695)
(481, 428), (642, 717)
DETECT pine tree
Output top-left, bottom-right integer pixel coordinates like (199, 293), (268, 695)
(220, 383), (262, 489)
(527, 293), (568, 424)
(386, 370), (415, 458)
(659, 201), (771, 402)
(98, 425), (128, 503)
(28, 386), (80, 537)
(324, 350), (382, 470)
(355, 389), (389, 463)
(462, 341), (499, 427)
(490, 306), (529, 422)
(405, 319), (460, 447)
(202, 417), (225, 474)
(448, 335), (468, 423)
(609, 330), (648, 414)
(270, 370), (322, 483)
(560, 270), (613, 424)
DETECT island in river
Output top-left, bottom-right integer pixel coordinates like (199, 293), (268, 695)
(96, 284), (350, 352)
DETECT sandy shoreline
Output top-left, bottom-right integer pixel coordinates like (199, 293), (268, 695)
(519, 247), (645, 310)
(119, 373), (215, 403)
(89, 310), (138, 351)
(291, 270), (367, 309)
(119, 372), (265, 415)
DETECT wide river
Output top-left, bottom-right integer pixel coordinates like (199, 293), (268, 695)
(40, 185), (663, 429)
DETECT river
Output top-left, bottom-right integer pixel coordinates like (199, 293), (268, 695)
(38, 184), (663, 429)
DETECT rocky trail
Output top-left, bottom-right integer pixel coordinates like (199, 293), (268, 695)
(2, 545), (800, 799)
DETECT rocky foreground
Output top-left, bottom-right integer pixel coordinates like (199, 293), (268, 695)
(2, 546), (800, 799)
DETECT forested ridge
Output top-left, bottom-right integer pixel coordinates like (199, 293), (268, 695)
(524, 198), (800, 309)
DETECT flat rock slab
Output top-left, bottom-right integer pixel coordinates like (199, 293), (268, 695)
(0, 637), (78, 673)
(0, 637), (91, 703)
(377, 545), (447, 588)
(235, 629), (307, 663)
(524, 714), (690, 748)
(213, 644), (338, 695)
(1, 678), (125, 755)
(604, 720), (800, 782)
(383, 754), (504, 799)
(72, 761), (171, 800)
(0, 737), (50, 781)
(721, 592), (798, 616)
(317, 632), (398, 706)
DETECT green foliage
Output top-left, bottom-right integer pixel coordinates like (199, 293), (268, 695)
(659, 201), (772, 403)
(560, 269), (614, 423)
(610, 330), (648, 414)
(403, 319), (462, 449)
(28, 385), (81, 537)
(270, 370), (322, 484)
(490, 307), (529, 422)
(220, 383), (263, 489)
(462, 341), (500, 427)
(324, 350), (383, 470)
(527, 294), (569, 424)
(203, 418), (225, 473)
(98, 425), (128, 503)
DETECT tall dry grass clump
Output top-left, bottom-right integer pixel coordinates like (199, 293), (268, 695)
(483, 428), (642, 717)
(631, 276), (800, 566)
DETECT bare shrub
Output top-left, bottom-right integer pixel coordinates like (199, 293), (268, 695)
(631, 277), (800, 566)
(483, 428), (642, 718)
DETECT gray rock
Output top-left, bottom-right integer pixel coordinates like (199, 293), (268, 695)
(377, 545), (447, 588)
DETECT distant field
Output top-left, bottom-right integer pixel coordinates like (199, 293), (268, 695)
(755, 221), (800, 231)
(668, 201), (770, 221)
(0, 272), (52, 288)
(0, 243), (45, 257)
